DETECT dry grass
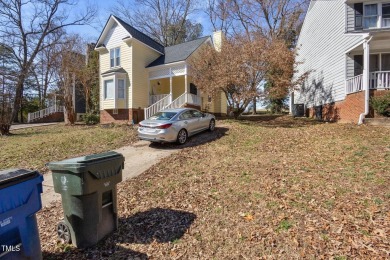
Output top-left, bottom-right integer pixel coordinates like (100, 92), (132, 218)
(37, 116), (390, 259)
(0, 123), (138, 173)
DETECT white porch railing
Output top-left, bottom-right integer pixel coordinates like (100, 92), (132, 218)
(27, 105), (64, 123)
(370, 71), (390, 89)
(346, 74), (363, 94)
(164, 93), (201, 110)
(149, 94), (169, 105)
(144, 94), (171, 119)
(144, 93), (201, 119)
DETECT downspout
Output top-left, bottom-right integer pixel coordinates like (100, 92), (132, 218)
(358, 36), (373, 125)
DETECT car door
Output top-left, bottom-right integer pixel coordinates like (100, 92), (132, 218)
(190, 110), (207, 131)
(179, 110), (197, 135)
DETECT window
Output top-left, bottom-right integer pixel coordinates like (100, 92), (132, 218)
(110, 47), (120, 68)
(118, 79), (125, 99)
(104, 79), (114, 99)
(383, 3), (390, 27)
(190, 110), (203, 118)
(355, 3), (363, 29)
(180, 111), (193, 120)
(364, 4), (378, 28)
(369, 54), (379, 72)
(354, 55), (363, 76)
(382, 54), (390, 71)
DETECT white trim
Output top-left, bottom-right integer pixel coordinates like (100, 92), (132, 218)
(147, 61), (186, 71)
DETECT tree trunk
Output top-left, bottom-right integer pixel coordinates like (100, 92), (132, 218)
(0, 124), (11, 135)
(252, 97), (257, 115)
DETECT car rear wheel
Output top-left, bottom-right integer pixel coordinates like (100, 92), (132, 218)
(209, 119), (215, 131)
(177, 129), (188, 145)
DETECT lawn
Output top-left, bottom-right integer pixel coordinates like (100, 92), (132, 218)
(0, 124), (138, 173)
(37, 116), (389, 259)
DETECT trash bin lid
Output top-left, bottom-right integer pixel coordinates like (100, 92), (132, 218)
(47, 151), (124, 174)
(0, 169), (39, 189)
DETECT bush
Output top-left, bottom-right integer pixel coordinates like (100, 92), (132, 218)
(370, 93), (390, 117)
(84, 113), (100, 125)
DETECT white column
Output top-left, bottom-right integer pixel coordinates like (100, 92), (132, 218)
(185, 74), (188, 103)
(363, 39), (370, 113)
(169, 68), (173, 103)
(148, 79), (151, 105)
(289, 91), (294, 114)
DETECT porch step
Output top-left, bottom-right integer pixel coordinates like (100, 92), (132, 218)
(365, 118), (390, 126)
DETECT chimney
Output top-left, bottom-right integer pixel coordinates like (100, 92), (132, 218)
(212, 31), (224, 52)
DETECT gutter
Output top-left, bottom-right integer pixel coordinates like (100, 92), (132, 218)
(358, 35), (373, 125)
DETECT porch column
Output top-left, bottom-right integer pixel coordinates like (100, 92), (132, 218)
(169, 68), (173, 103)
(363, 39), (370, 105)
(148, 79), (151, 105)
(185, 73), (188, 103)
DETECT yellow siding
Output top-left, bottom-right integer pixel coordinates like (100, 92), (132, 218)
(200, 91), (227, 114)
(99, 50), (109, 110)
(121, 41), (132, 108)
(151, 78), (170, 95)
(172, 76), (185, 100)
(117, 99), (126, 109)
(131, 40), (161, 108)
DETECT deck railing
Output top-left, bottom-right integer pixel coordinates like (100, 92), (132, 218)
(27, 105), (64, 123)
(346, 74), (363, 94)
(370, 71), (390, 89)
(346, 71), (390, 94)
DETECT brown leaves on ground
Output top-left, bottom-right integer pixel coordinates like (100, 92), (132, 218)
(37, 116), (390, 259)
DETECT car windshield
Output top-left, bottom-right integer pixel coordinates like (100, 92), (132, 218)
(149, 112), (177, 120)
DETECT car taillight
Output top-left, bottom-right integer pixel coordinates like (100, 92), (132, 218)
(156, 123), (172, 129)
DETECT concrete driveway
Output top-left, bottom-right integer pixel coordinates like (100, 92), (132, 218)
(40, 125), (229, 207)
(11, 122), (59, 130)
(41, 140), (181, 207)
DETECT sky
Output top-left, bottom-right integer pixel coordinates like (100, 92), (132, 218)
(67, 0), (214, 43)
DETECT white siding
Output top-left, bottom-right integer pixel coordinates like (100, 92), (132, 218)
(294, 0), (364, 107)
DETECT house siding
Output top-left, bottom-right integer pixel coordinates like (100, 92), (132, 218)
(294, 0), (363, 108)
(131, 40), (161, 108)
(99, 21), (132, 110)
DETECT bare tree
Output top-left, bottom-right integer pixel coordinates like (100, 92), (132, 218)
(0, 0), (96, 134)
(55, 35), (85, 125)
(190, 33), (307, 118)
(112, 0), (202, 46)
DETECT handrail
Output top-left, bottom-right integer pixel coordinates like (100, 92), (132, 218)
(27, 105), (64, 123)
(144, 94), (171, 119)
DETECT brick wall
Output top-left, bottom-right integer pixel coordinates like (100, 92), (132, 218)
(306, 90), (390, 124)
(100, 108), (145, 124)
(30, 112), (64, 123)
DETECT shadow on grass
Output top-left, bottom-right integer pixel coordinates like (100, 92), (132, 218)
(42, 208), (196, 260)
(236, 115), (325, 128)
(148, 126), (229, 150)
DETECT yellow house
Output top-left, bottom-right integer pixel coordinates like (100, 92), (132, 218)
(95, 15), (227, 124)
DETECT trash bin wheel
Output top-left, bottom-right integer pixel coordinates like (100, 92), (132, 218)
(57, 220), (71, 244)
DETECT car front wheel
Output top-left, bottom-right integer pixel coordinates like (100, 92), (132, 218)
(177, 129), (188, 144)
(209, 119), (215, 131)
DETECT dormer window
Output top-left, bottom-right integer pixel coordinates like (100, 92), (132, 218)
(110, 47), (120, 68)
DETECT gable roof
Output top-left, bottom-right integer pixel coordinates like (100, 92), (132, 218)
(113, 16), (165, 54)
(95, 15), (164, 54)
(147, 36), (211, 68)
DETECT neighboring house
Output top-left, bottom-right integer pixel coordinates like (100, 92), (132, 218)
(292, 0), (390, 123)
(95, 15), (227, 124)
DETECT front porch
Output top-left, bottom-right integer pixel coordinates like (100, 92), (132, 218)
(345, 34), (390, 94)
(145, 63), (201, 119)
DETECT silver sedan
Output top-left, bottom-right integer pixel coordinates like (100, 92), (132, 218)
(138, 108), (216, 144)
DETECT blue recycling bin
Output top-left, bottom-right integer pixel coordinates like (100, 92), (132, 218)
(0, 169), (43, 260)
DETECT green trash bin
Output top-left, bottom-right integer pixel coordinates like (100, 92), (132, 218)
(47, 151), (124, 248)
